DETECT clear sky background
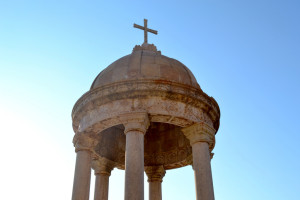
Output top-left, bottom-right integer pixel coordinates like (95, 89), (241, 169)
(0, 0), (299, 199)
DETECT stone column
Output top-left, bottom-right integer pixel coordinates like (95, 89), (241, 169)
(121, 112), (150, 200)
(92, 157), (115, 200)
(182, 123), (216, 200)
(72, 134), (95, 200)
(145, 165), (166, 200)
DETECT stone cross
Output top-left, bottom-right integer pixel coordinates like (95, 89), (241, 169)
(134, 19), (158, 44)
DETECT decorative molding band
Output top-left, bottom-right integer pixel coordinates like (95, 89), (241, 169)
(72, 80), (220, 133)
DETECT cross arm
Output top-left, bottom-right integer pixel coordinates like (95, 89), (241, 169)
(133, 24), (158, 35)
(133, 24), (145, 30)
(147, 28), (158, 35)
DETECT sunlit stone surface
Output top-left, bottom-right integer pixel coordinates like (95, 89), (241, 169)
(71, 20), (220, 200)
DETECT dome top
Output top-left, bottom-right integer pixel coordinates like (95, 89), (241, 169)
(91, 43), (200, 90)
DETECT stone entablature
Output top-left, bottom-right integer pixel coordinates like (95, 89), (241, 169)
(72, 80), (219, 135)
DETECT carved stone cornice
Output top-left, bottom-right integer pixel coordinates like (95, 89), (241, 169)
(145, 165), (166, 182)
(73, 133), (96, 152)
(91, 156), (115, 176)
(120, 112), (150, 134)
(182, 122), (216, 151)
(72, 80), (220, 133)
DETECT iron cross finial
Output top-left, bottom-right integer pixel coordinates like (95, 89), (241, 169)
(133, 19), (158, 44)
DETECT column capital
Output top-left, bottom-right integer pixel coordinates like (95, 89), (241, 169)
(73, 133), (96, 152)
(92, 156), (115, 176)
(181, 122), (216, 150)
(145, 165), (166, 182)
(120, 111), (150, 134)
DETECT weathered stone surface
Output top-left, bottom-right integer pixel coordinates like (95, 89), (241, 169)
(72, 80), (219, 136)
(93, 123), (193, 170)
(191, 142), (215, 200)
(144, 123), (192, 169)
(94, 174), (109, 200)
(72, 150), (92, 200)
(71, 40), (221, 199)
(123, 117), (148, 200)
(182, 122), (216, 151)
(90, 49), (200, 90)
(145, 165), (165, 200)
(92, 156), (114, 200)
(145, 165), (166, 182)
(73, 133), (96, 152)
(72, 44), (220, 169)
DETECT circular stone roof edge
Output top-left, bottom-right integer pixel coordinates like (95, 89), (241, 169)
(71, 79), (220, 133)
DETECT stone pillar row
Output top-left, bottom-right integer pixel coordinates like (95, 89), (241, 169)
(71, 133), (115, 200)
(71, 111), (150, 200)
(71, 114), (215, 200)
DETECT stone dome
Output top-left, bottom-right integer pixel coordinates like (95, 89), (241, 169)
(91, 44), (200, 90)
(72, 43), (220, 171)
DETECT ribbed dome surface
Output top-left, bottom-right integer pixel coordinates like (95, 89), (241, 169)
(91, 45), (200, 89)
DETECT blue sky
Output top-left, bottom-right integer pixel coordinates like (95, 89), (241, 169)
(0, 0), (299, 199)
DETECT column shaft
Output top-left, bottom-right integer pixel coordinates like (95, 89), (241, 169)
(192, 142), (214, 200)
(149, 181), (162, 200)
(145, 165), (165, 200)
(125, 131), (145, 200)
(72, 150), (92, 200)
(94, 174), (109, 200)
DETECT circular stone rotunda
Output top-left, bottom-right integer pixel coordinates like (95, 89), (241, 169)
(71, 20), (220, 200)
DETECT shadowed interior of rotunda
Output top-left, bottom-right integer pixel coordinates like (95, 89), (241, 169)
(95, 123), (193, 170)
